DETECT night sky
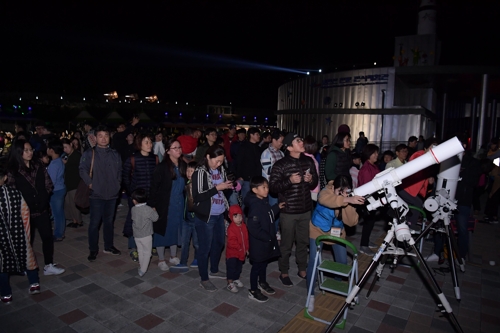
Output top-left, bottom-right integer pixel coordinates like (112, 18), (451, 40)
(2, 1), (497, 109)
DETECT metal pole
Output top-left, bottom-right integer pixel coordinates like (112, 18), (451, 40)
(477, 74), (488, 151)
(470, 97), (476, 150)
(441, 93), (447, 141)
(380, 89), (386, 150)
(491, 99), (497, 139)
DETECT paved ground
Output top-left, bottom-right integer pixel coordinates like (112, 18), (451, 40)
(1, 198), (499, 333)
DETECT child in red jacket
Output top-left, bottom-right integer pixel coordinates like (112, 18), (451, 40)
(226, 205), (249, 293)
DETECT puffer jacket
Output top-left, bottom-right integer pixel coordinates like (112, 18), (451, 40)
(122, 152), (158, 196)
(269, 153), (318, 214)
(324, 146), (351, 183)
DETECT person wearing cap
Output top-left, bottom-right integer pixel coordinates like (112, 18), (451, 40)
(269, 133), (318, 287)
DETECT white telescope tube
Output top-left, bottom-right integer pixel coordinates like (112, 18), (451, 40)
(353, 137), (465, 198)
(436, 153), (463, 200)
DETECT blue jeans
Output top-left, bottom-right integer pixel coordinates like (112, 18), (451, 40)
(0, 270), (39, 296)
(240, 181), (251, 208)
(195, 214), (225, 281)
(89, 198), (117, 252)
(180, 213), (199, 265)
(51, 188), (66, 239)
(306, 237), (347, 296)
(455, 205), (471, 259)
(268, 193), (280, 232)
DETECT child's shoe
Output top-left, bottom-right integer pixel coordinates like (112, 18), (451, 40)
(29, 283), (41, 295)
(158, 261), (169, 271)
(248, 289), (268, 303)
(308, 295), (315, 312)
(169, 264), (189, 273)
(190, 259), (198, 268)
(258, 281), (275, 295)
(233, 279), (244, 288)
(226, 282), (239, 293)
(169, 257), (180, 265)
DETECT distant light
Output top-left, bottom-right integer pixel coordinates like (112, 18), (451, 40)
(219, 114), (222, 118)
(374, 62), (377, 66)
(119, 100), (121, 103)
(307, 72), (310, 75)
(175, 101), (178, 105)
(265, 117), (268, 121)
(60, 96), (63, 100)
(28, 107), (32, 111)
(36, 96), (38, 99)
(206, 114), (209, 118)
(140, 100), (143, 103)
(179, 112), (182, 116)
(157, 101), (160, 103)
(83, 97), (86, 101)
(19, 97), (22, 101)
(13, 105), (17, 109)
(230, 102), (232, 105)
(164, 112), (168, 116)
(319, 69), (322, 73)
(106, 99), (108, 102)
(186, 102), (188, 105)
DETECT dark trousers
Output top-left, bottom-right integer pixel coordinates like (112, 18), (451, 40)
(360, 211), (376, 247)
(30, 211), (54, 265)
(195, 214), (225, 281)
(455, 205), (471, 259)
(226, 257), (243, 281)
(89, 198), (117, 252)
(250, 260), (268, 291)
(484, 190), (500, 218)
(0, 270), (39, 297)
(278, 212), (310, 274)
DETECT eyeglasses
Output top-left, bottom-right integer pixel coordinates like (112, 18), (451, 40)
(170, 146), (182, 151)
(24, 148), (34, 153)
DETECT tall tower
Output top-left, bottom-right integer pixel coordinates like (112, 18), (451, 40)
(418, 0), (437, 35)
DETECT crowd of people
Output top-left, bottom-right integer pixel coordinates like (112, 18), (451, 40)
(1, 118), (499, 310)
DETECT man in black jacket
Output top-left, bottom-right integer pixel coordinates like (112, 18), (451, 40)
(235, 127), (261, 203)
(112, 116), (139, 163)
(269, 133), (318, 287)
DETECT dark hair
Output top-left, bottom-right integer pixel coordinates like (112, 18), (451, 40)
(94, 125), (109, 135)
(303, 135), (318, 155)
(271, 129), (283, 141)
(134, 132), (153, 151)
(361, 144), (380, 163)
(47, 139), (64, 155)
(131, 188), (148, 203)
(0, 165), (7, 179)
(382, 150), (395, 158)
(247, 127), (261, 136)
(187, 161), (197, 169)
(204, 127), (217, 137)
(198, 145), (225, 171)
(162, 138), (187, 179)
(61, 138), (72, 146)
(395, 144), (407, 152)
(13, 131), (30, 142)
(408, 136), (418, 143)
(236, 128), (247, 135)
(250, 175), (268, 189)
(215, 137), (224, 146)
(330, 132), (351, 150)
(70, 136), (82, 150)
(424, 137), (439, 149)
(261, 131), (271, 139)
(359, 131), (364, 136)
(7, 139), (32, 173)
(322, 135), (329, 140)
(333, 175), (352, 220)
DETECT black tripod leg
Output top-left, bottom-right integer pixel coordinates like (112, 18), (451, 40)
(448, 224), (466, 272)
(410, 244), (464, 333)
(366, 255), (387, 299)
(444, 225), (461, 301)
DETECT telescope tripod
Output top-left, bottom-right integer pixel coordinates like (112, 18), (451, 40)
(324, 186), (464, 333)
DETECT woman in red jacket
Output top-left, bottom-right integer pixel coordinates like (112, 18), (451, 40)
(225, 205), (249, 293)
(357, 144), (380, 256)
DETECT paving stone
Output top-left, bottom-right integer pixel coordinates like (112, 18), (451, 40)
(387, 305), (411, 320)
(212, 302), (239, 317)
(59, 309), (88, 325)
(135, 313), (164, 330)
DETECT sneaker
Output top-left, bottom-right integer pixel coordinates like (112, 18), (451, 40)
(169, 257), (180, 265)
(425, 253), (439, 262)
(200, 280), (217, 292)
(44, 264), (65, 276)
(209, 271), (226, 279)
(258, 281), (275, 295)
(359, 246), (374, 256)
(158, 261), (169, 271)
(29, 283), (41, 295)
(169, 264), (189, 273)
(308, 295), (315, 312)
(279, 274), (293, 287)
(227, 282), (239, 293)
(88, 251), (98, 262)
(190, 259), (198, 268)
(103, 247), (121, 255)
(1, 295), (13, 304)
(368, 242), (378, 249)
(233, 279), (244, 288)
(138, 268), (145, 277)
(248, 289), (269, 303)
(130, 250), (139, 262)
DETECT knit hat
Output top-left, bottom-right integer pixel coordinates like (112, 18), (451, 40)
(283, 133), (299, 148)
(177, 135), (198, 155)
(229, 205), (244, 224)
(337, 124), (350, 134)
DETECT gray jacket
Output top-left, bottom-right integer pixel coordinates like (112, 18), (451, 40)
(79, 146), (122, 200)
(131, 204), (159, 238)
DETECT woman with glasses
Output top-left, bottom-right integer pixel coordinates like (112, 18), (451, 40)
(6, 140), (65, 276)
(148, 138), (187, 271)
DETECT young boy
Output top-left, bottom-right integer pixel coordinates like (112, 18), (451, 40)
(170, 161), (199, 273)
(243, 176), (285, 303)
(225, 205), (249, 293)
(0, 166), (41, 304)
(131, 188), (159, 277)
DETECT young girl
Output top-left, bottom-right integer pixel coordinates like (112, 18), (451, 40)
(131, 189), (159, 277)
(225, 205), (249, 293)
(244, 176), (284, 303)
(306, 175), (364, 312)
(149, 138), (186, 271)
(192, 145), (233, 292)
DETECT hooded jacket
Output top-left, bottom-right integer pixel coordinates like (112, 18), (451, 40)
(191, 164), (229, 222)
(226, 205), (249, 261)
(244, 192), (281, 262)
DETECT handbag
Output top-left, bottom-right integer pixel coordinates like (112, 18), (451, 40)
(74, 149), (95, 211)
